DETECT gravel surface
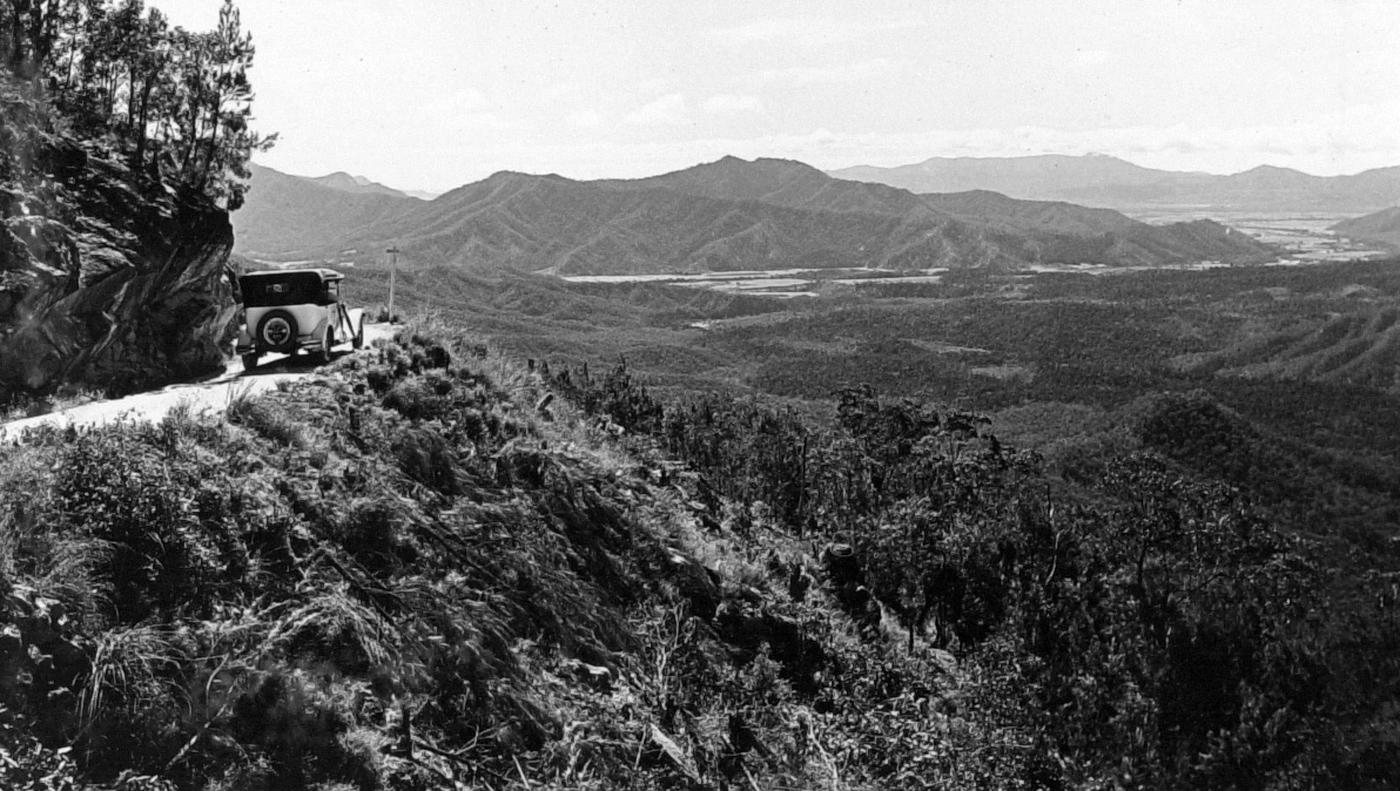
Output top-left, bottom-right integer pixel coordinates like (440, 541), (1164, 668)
(1, 323), (396, 443)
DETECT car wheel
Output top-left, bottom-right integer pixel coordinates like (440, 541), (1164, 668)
(256, 309), (299, 353)
(317, 325), (332, 364)
(241, 352), (260, 371)
(352, 315), (365, 349)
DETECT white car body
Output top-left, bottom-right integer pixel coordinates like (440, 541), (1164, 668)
(234, 268), (365, 369)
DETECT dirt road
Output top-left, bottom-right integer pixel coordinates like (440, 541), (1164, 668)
(0, 323), (396, 443)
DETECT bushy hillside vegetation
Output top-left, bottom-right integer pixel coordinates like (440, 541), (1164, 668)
(3, 323), (1394, 789)
(0, 328), (1040, 789)
(552, 360), (1400, 788)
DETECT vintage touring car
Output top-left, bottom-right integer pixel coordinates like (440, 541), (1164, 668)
(235, 268), (365, 370)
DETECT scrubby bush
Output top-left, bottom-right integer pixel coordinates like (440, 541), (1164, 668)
(1, 329), (844, 788)
(557, 358), (1400, 788)
(227, 671), (377, 790)
(227, 391), (305, 446)
(54, 431), (218, 622)
(4, 326), (1394, 789)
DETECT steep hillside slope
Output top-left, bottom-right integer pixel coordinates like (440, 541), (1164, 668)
(1174, 304), (1400, 390)
(1125, 390), (1400, 535)
(238, 157), (1274, 273)
(0, 329), (1024, 790)
(1331, 206), (1400, 249)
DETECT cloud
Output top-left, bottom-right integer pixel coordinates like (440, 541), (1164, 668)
(753, 58), (899, 87)
(422, 86), (489, 116)
(707, 16), (920, 48)
(515, 121), (1400, 181)
(709, 17), (846, 46)
(1073, 49), (1113, 68)
(624, 93), (690, 126)
(400, 85), (516, 134)
(566, 109), (605, 129)
(312, 112), (1400, 194)
(701, 94), (762, 114)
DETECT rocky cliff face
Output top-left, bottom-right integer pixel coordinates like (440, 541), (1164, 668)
(0, 133), (235, 399)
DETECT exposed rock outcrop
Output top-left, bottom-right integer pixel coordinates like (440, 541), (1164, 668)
(0, 133), (235, 398)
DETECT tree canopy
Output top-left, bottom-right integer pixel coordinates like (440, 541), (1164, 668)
(3, 0), (273, 209)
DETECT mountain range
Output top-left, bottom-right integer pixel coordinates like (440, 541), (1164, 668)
(305, 171), (416, 198)
(234, 164), (424, 256)
(829, 154), (1400, 212)
(232, 156), (1272, 272)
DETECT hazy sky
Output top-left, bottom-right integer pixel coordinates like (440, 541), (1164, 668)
(154, 0), (1400, 193)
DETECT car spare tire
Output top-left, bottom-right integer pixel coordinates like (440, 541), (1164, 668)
(256, 309), (299, 353)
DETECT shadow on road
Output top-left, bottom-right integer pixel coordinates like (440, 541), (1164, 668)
(239, 347), (359, 377)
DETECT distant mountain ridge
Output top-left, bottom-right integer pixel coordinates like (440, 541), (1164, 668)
(832, 154), (1181, 197)
(234, 157), (1273, 273)
(234, 164), (423, 256)
(307, 171), (412, 199)
(829, 154), (1400, 212)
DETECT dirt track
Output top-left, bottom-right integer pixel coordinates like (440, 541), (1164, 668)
(0, 323), (396, 443)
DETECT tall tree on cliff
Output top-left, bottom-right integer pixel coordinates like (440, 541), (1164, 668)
(0, 0), (65, 79)
(8, 0), (272, 208)
(160, 0), (271, 209)
(191, 0), (271, 210)
(126, 6), (169, 171)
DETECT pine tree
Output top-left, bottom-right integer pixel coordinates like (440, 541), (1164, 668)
(15, 0), (274, 207)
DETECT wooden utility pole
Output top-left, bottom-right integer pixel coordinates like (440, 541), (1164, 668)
(385, 245), (400, 322)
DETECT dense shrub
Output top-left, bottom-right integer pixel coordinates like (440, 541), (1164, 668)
(54, 431), (218, 622)
(558, 359), (1400, 788)
(2, 325), (1396, 789)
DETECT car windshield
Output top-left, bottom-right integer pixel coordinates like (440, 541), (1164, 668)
(241, 272), (328, 307)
